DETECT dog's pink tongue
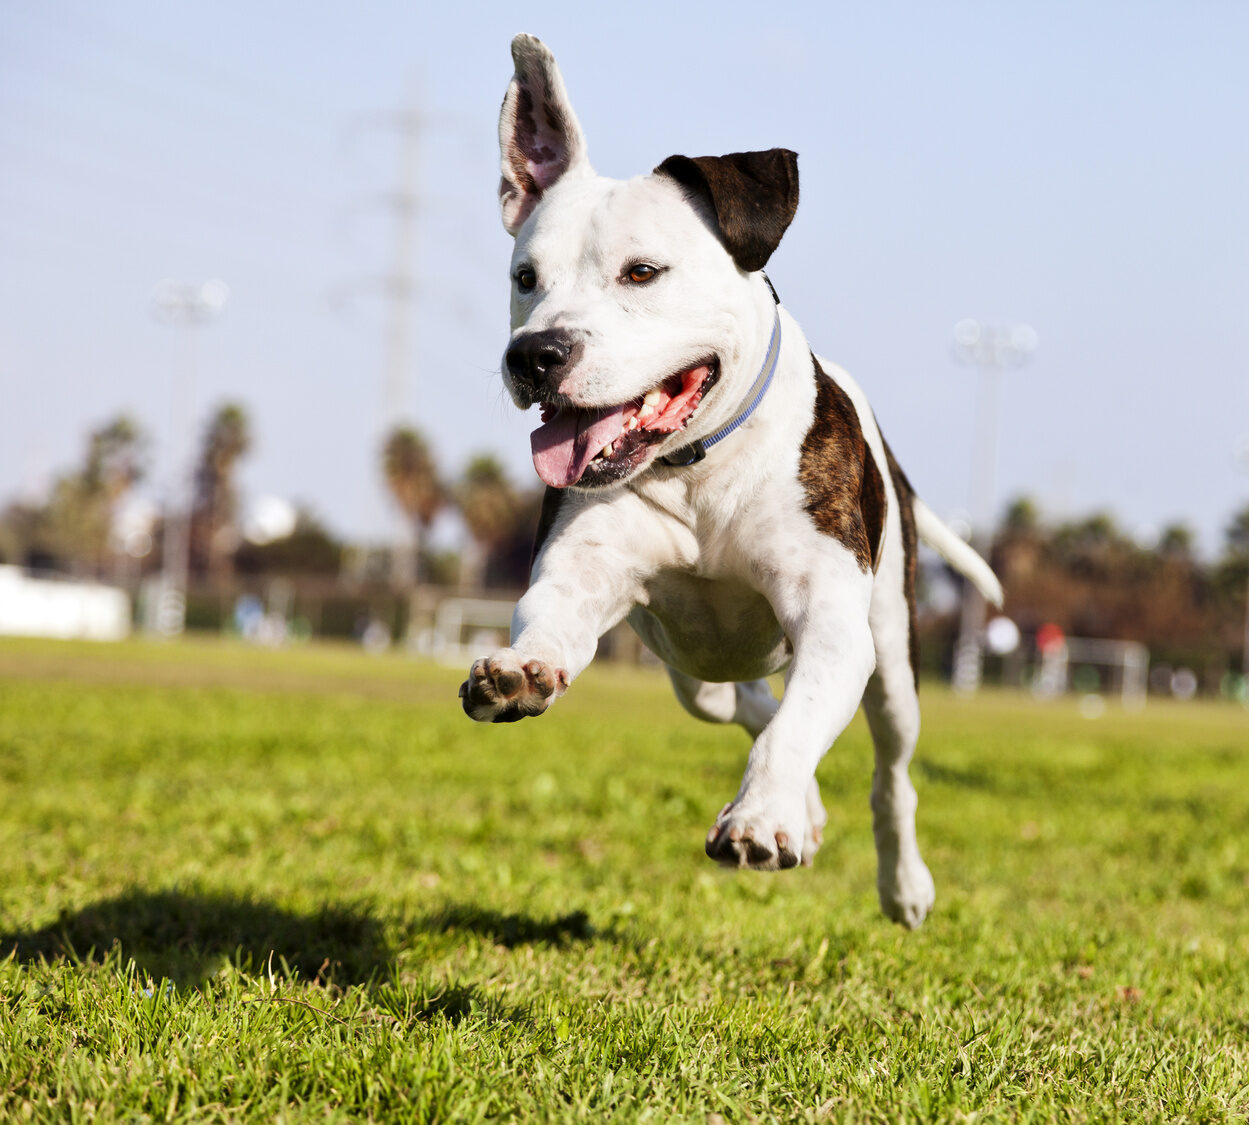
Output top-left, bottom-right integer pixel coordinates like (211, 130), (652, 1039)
(531, 405), (628, 488)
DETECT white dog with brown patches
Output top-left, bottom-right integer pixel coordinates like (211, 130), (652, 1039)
(459, 34), (1002, 928)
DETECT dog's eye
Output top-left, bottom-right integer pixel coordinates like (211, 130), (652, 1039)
(515, 267), (537, 292)
(625, 263), (660, 284)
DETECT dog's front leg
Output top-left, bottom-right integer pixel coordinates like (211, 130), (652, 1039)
(706, 557), (875, 869)
(459, 498), (658, 722)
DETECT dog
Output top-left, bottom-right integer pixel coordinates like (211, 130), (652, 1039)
(459, 34), (1003, 928)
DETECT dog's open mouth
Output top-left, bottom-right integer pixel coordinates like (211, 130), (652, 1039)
(530, 361), (718, 488)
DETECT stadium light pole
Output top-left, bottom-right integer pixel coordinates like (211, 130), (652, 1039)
(950, 318), (1037, 694)
(150, 279), (229, 637)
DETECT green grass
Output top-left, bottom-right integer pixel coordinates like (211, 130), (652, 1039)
(1, 636), (1247, 1123)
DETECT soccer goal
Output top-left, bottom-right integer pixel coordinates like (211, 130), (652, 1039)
(420, 596), (515, 664)
(1034, 635), (1149, 708)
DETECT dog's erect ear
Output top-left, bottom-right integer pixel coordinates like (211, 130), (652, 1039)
(498, 34), (591, 237)
(655, 149), (799, 272)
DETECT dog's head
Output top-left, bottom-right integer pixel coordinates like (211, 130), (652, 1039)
(498, 35), (799, 491)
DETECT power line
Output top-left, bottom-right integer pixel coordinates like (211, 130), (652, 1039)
(336, 106), (426, 432)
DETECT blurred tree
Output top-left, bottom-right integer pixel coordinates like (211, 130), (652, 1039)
(1049, 510), (1152, 588)
(87, 416), (147, 503)
(993, 494), (1045, 583)
(43, 415), (147, 576)
(456, 454), (519, 589)
(990, 500), (1228, 682)
(382, 426), (443, 586)
(1214, 504), (1249, 673)
(1001, 495), (1041, 535)
(0, 512), (17, 565)
(1157, 522), (1195, 559)
(191, 402), (251, 580)
(90, 415), (148, 580)
(1212, 504), (1249, 595)
(1054, 511), (1120, 551)
(44, 476), (101, 574)
(235, 508), (343, 576)
(4, 500), (57, 570)
(1224, 504), (1249, 560)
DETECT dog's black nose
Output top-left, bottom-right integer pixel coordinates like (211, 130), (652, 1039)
(505, 330), (574, 392)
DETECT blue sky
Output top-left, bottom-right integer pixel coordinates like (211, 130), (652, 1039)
(2, 1), (1247, 554)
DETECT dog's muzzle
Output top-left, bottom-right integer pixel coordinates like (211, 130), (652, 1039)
(505, 329), (581, 403)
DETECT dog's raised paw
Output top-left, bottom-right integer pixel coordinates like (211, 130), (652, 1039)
(460, 650), (567, 723)
(705, 800), (803, 871)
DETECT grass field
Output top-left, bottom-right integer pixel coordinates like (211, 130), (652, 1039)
(1, 636), (1247, 1123)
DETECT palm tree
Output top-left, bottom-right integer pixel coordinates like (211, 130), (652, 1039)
(1222, 504), (1249, 675)
(1157, 522), (1195, 560)
(994, 494), (1043, 584)
(91, 415), (147, 579)
(1000, 495), (1040, 536)
(382, 426), (443, 586)
(1225, 504), (1249, 561)
(456, 454), (518, 589)
(45, 415), (147, 576)
(193, 402), (251, 579)
(87, 415), (147, 501)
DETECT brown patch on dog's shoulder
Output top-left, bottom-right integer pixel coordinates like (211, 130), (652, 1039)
(882, 438), (920, 689)
(799, 357), (886, 572)
(529, 486), (564, 578)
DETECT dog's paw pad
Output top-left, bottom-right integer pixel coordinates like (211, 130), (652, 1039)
(460, 651), (566, 723)
(705, 805), (803, 871)
(487, 660), (523, 697)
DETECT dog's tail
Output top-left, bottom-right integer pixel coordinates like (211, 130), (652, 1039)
(913, 499), (1004, 608)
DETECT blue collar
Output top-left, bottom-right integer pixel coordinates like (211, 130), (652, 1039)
(658, 306), (782, 468)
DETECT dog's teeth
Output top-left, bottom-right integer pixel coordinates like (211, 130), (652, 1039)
(600, 443), (613, 459)
(642, 389), (661, 406)
(637, 404), (655, 422)
(626, 416), (639, 431)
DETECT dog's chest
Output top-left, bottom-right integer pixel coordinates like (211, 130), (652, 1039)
(627, 569), (790, 683)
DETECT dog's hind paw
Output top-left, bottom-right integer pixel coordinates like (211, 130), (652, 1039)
(460, 650), (567, 723)
(705, 797), (805, 871)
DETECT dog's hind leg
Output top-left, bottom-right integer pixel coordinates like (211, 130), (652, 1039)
(666, 670), (828, 866)
(860, 648), (935, 929)
(666, 669), (776, 736)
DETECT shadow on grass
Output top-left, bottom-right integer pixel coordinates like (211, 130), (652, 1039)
(1, 892), (607, 990)
(914, 759), (997, 790)
(430, 905), (598, 948)
(370, 980), (529, 1027)
(1, 889), (394, 988)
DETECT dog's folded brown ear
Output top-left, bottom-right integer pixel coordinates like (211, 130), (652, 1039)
(498, 35), (592, 236)
(655, 149), (799, 272)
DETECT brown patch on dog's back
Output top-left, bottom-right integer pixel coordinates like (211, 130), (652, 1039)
(799, 357), (887, 572)
(883, 439), (920, 688)
(860, 447), (886, 567)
